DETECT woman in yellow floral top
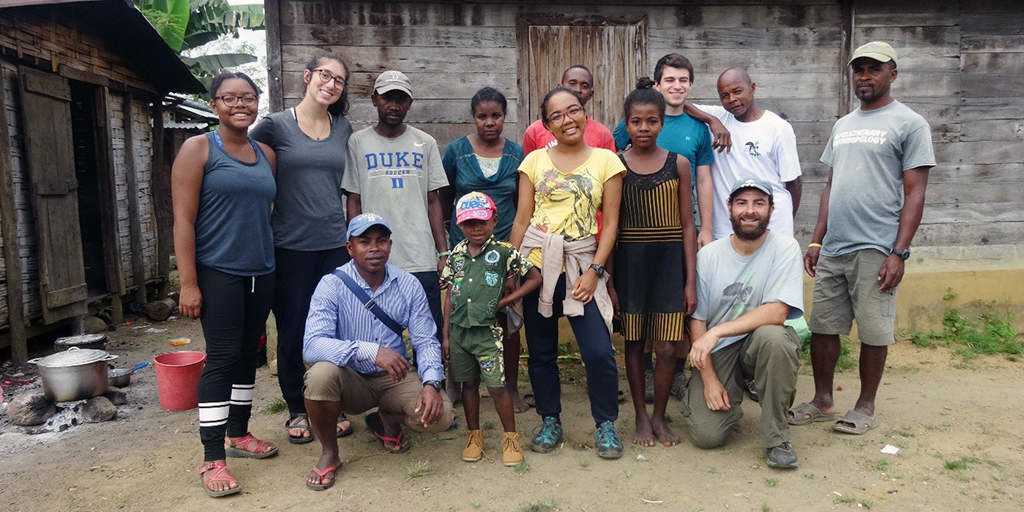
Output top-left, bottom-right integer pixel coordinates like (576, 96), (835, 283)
(509, 87), (626, 460)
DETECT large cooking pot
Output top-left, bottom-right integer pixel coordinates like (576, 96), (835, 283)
(28, 347), (118, 402)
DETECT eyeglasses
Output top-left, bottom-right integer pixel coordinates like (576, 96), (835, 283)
(215, 94), (258, 107)
(314, 68), (347, 88)
(546, 105), (585, 124)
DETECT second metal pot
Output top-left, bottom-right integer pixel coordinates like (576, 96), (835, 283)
(29, 348), (118, 402)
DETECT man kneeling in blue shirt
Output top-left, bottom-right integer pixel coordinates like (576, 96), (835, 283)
(302, 213), (454, 491)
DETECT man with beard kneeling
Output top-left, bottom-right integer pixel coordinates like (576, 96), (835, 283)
(682, 178), (805, 469)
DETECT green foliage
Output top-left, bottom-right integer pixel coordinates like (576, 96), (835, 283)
(518, 498), (556, 512)
(799, 335), (857, 371)
(912, 297), (1020, 362)
(945, 456), (981, 471)
(514, 460), (531, 475)
(405, 460), (430, 478)
(136, 0), (191, 52)
(260, 397), (287, 414)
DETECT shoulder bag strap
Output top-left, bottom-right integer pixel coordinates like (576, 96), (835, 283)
(332, 269), (405, 337)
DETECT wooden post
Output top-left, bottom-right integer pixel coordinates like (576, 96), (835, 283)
(265, 0), (284, 113)
(0, 75), (28, 364)
(839, 0), (854, 116)
(151, 96), (170, 299)
(122, 92), (148, 305)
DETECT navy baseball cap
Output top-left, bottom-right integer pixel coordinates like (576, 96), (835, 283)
(729, 178), (774, 201)
(346, 213), (392, 239)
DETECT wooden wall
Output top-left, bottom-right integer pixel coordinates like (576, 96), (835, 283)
(270, 0), (1023, 252)
(0, 9), (162, 332)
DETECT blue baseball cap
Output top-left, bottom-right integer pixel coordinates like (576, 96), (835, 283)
(346, 213), (392, 239)
(729, 178), (774, 201)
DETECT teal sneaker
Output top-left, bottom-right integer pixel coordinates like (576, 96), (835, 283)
(595, 421), (623, 459)
(530, 416), (563, 453)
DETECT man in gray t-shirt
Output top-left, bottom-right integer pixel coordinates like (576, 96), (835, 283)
(793, 42), (935, 436)
(684, 178), (804, 469)
(342, 71), (450, 333)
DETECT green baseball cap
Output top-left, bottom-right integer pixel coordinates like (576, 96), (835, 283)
(850, 41), (897, 67)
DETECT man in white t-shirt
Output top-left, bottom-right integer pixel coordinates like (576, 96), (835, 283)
(690, 68), (802, 247)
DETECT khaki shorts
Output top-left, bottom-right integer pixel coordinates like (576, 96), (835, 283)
(303, 362), (454, 433)
(809, 249), (897, 346)
(450, 324), (505, 388)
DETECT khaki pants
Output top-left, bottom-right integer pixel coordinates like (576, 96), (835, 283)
(304, 362), (454, 433)
(681, 325), (800, 449)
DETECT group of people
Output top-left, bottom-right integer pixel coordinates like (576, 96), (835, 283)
(171, 40), (934, 497)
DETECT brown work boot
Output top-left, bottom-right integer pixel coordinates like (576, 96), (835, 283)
(462, 429), (484, 462)
(502, 432), (524, 466)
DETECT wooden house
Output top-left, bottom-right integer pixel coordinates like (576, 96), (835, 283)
(0, 0), (205, 362)
(266, 0), (1024, 329)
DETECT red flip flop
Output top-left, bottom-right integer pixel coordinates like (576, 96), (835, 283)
(364, 412), (410, 454)
(306, 463), (341, 491)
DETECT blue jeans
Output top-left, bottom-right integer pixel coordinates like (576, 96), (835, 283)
(524, 274), (618, 425)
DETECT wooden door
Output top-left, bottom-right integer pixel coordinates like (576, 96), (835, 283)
(517, 15), (648, 131)
(18, 67), (87, 324)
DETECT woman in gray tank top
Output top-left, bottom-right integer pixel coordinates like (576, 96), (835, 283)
(172, 72), (278, 498)
(250, 51), (355, 445)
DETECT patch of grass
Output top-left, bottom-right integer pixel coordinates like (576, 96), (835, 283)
(514, 460), (531, 475)
(860, 499), (873, 509)
(803, 473), (814, 479)
(761, 504), (772, 512)
(945, 456), (981, 471)
(910, 294), (1021, 362)
(483, 421), (495, 431)
(260, 397), (287, 414)
(836, 494), (856, 504)
(875, 459), (890, 472)
(705, 466), (717, 474)
(519, 497), (556, 512)
(405, 460), (430, 479)
(800, 335), (857, 370)
(764, 478), (778, 487)
(891, 428), (915, 438)
(579, 460), (589, 468)
(472, 501), (481, 508)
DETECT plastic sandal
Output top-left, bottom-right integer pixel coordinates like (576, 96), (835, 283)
(225, 433), (278, 459)
(198, 461), (240, 498)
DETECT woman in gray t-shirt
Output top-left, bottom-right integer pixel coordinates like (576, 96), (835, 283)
(250, 51), (354, 444)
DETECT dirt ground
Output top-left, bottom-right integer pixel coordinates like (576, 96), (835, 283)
(1, 314), (1022, 512)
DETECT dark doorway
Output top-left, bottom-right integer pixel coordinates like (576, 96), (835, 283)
(69, 81), (106, 296)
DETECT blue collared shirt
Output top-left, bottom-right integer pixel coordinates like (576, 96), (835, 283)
(303, 262), (443, 383)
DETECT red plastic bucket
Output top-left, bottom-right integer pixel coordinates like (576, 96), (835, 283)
(154, 351), (206, 411)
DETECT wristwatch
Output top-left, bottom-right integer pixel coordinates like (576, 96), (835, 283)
(422, 380), (443, 392)
(891, 248), (911, 261)
(589, 263), (606, 278)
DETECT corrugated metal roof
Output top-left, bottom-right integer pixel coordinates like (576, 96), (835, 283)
(1, 0), (205, 95)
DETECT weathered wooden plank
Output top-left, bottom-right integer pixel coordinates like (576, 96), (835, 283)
(121, 92), (147, 304)
(962, 13), (1024, 36)
(926, 181), (1024, 204)
(92, 88), (125, 295)
(686, 71), (841, 100)
(952, 141), (1024, 165)
(929, 163), (1024, 183)
(151, 97), (170, 299)
(266, 0), (285, 112)
(293, 98), (521, 125)
(284, 71), (517, 101)
(281, 44), (516, 74)
(282, 2), (840, 30)
(644, 48), (842, 75)
(961, 73), (1024, 99)
(959, 119), (1024, 142)
(0, 64), (27, 363)
(961, 35), (1024, 52)
(854, 26), (960, 55)
(915, 221), (1024, 247)
(961, 51), (1024, 73)
(923, 202), (1024, 224)
(958, 97), (1024, 121)
(650, 27), (841, 50)
(281, 24), (517, 48)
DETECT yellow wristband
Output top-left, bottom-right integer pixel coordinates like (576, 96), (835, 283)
(807, 243), (822, 249)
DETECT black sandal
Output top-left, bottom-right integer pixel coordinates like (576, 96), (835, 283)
(287, 413), (315, 444)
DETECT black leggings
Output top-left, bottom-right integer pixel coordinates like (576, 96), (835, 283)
(196, 265), (274, 461)
(272, 246), (349, 415)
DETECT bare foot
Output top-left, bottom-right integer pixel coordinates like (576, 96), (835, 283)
(633, 415), (656, 447)
(508, 387), (530, 413)
(306, 453), (341, 489)
(650, 417), (680, 446)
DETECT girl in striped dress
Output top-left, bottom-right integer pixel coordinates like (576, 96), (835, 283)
(609, 78), (697, 447)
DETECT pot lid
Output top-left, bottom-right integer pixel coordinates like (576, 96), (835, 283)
(55, 334), (108, 345)
(33, 347), (110, 367)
